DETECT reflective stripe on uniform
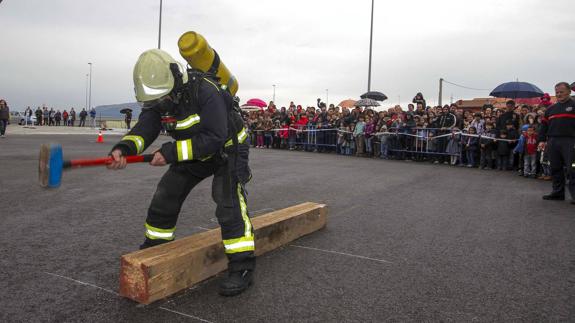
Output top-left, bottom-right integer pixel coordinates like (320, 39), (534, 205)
(223, 235), (254, 254)
(175, 114), (200, 130)
(145, 223), (175, 240)
(221, 184), (253, 254)
(224, 128), (248, 147)
(122, 135), (145, 154)
(203, 78), (220, 92)
(177, 139), (193, 161)
(237, 183), (251, 237)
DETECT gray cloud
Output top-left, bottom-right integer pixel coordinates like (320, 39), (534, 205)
(0, 0), (573, 111)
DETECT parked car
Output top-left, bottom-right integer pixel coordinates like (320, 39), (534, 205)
(9, 111), (36, 125)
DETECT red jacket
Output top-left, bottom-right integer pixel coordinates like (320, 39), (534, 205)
(296, 116), (309, 129)
(525, 133), (538, 155)
(279, 125), (289, 138)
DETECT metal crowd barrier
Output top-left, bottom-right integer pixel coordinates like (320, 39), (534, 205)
(246, 125), (523, 163)
(382, 127), (461, 159)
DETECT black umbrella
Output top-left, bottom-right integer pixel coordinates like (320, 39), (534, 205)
(489, 81), (544, 99)
(360, 91), (388, 101)
(354, 98), (380, 107)
(120, 108), (133, 114)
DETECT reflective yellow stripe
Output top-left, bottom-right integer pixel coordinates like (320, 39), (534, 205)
(237, 183), (252, 237)
(177, 139), (193, 161)
(122, 135), (144, 154)
(175, 114), (200, 130)
(220, 184), (253, 254)
(224, 128), (248, 147)
(223, 235), (254, 245)
(200, 155), (213, 161)
(223, 236), (254, 254)
(224, 245), (255, 254)
(144, 223), (175, 240)
(203, 78), (220, 92)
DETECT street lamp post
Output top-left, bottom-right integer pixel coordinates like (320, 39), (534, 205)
(367, 0), (374, 92)
(272, 84), (276, 103)
(85, 74), (89, 110)
(88, 63), (92, 110)
(158, 0), (163, 49)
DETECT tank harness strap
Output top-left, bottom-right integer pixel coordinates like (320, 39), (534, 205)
(208, 50), (221, 75)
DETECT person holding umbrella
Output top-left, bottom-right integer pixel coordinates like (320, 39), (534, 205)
(496, 100), (519, 130)
(538, 82), (575, 204)
(121, 108), (133, 129)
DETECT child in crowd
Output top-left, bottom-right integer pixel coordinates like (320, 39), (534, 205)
(353, 117), (365, 157)
(272, 120), (281, 149)
(470, 113), (484, 135)
(279, 121), (289, 149)
(263, 116), (273, 149)
(379, 125), (389, 159)
(463, 126), (479, 167)
(446, 128), (461, 166)
(522, 125), (538, 178)
(414, 123), (428, 161)
(480, 123), (497, 169)
(255, 116), (264, 148)
(513, 124), (530, 176)
(364, 116), (375, 157)
(497, 130), (511, 170)
(337, 122), (347, 154)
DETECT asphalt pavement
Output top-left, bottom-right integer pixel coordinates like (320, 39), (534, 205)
(0, 133), (574, 322)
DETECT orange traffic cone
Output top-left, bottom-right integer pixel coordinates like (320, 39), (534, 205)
(96, 131), (104, 143)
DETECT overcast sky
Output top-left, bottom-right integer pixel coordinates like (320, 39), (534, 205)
(0, 0), (573, 110)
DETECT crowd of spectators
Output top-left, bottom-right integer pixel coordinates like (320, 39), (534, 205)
(244, 92), (558, 180)
(22, 106), (96, 127)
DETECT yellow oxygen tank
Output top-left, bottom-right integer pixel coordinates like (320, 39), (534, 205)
(178, 31), (239, 96)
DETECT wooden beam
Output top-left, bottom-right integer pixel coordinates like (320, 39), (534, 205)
(119, 202), (327, 304)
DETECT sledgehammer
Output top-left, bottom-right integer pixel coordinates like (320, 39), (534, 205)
(39, 144), (153, 188)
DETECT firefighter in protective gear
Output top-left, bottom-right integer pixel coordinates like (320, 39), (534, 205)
(108, 48), (255, 296)
(538, 82), (575, 204)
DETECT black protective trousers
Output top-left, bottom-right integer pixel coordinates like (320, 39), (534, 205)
(143, 155), (255, 272)
(548, 137), (575, 199)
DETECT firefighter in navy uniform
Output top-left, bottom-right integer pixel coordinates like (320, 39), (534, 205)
(107, 49), (255, 296)
(538, 82), (575, 204)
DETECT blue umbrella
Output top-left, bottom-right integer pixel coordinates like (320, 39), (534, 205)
(489, 81), (544, 99)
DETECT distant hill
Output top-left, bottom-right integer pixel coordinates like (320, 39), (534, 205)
(95, 102), (142, 119)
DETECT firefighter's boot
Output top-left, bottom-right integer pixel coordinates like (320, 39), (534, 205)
(218, 269), (253, 296)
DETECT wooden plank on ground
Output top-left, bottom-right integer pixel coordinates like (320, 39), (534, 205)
(119, 202), (327, 304)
